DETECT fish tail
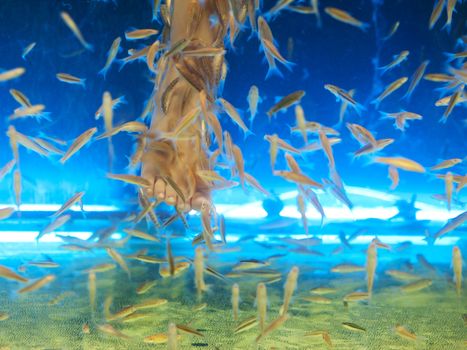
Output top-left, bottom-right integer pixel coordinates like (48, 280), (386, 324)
(98, 65), (110, 79)
(265, 65), (283, 80)
(360, 22), (371, 32)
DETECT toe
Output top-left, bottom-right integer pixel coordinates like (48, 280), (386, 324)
(191, 192), (212, 212)
(154, 179), (166, 200)
(164, 184), (178, 206)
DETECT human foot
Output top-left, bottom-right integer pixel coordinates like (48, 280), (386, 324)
(141, 138), (212, 213)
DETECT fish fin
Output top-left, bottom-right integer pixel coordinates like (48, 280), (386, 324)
(265, 65), (283, 80)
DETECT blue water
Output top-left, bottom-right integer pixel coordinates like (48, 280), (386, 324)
(0, 0), (466, 348)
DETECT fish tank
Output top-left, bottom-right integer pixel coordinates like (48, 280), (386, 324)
(0, 0), (465, 349)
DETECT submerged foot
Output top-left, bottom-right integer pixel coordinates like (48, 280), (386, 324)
(141, 139), (212, 213)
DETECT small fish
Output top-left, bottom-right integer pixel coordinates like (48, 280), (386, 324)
(0, 312), (10, 321)
(37, 214), (71, 241)
(394, 324), (417, 341)
(374, 156), (425, 173)
(218, 98), (250, 135)
(303, 295), (332, 304)
(331, 264), (365, 273)
(134, 298), (167, 310)
(85, 263), (116, 273)
(267, 90), (305, 118)
(379, 50), (410, 74)
(0, 265), (28, 282)
(325, 7), (369, 31)
(52, 191), (85, 217)
(310, 287), (336, 295)
(60, 12), (93, 50)
(452, 246), (462, 296)
(343, 291), (369, 302)
(60, 127), (97, 164)
(404, 60), (430, 99)
(232, 283), (240, 321)
(9, 89), (31, 108)
(88, 271), (96, 312)
(22, 42), (36, 60)
(176, 324), (204, 337)
(18, 274), (55, 294)
(388, 166), (399, 190)
(0, 207), (15, 220)
(194, 247), (207, 295)
(256, 313), (289, 343)
(342, 322), (366, 332)
(385, 270), (419, 281)
(122, 228), (159, 242)
(0, 67), (25, 82)
(136, 280), (157, 295)
(440, 85), (464, 123)
(366, 241), (377, 297)
(383, 21), (400, 40)
(247, 85), (261, 128)
(372, 77), (408, 108)
(106, 248), (130, 278)
(429, 0), (445, 29)
(125, 28), (159, 40)
(434, 211), (467, 239)
(106, 173), (151, 187)
(400, 278), (432, 292)
(56, 73), (86, 87)
(281, 266), (299, 315)
(234, 316), (258, 334)
(256, 282), (268, 332)
(97, 324), (130, 340)
(99, 37), (121, 77)
(28, 260), (60, 268)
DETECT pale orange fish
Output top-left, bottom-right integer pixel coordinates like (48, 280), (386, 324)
(394, 324), (418, 341)
(296, 194), (308, 236)
(267, 90), (305, 118)
(366, 241), (377, 297)
(374, 156), (425, 173)
(0, 265), (28, 282)
(379, 50), (410, 74)
(388, 166), (399, 190)
(56, 73), (86, 87)
(52, 191), (85, 217)
(0, 207), (15, 220)
(247, 85), (261, 128)
(445, 172), (453, 211)
(60, 127), (97, 164)
(9, 89), (32, 108)
(325, 7), (369, 31)
(37, 214), (71, 241)
(294, 105), (308, 143)
(440, 85), (464, 123)
(22, 42), (36, 60)
(318, 130), (335, 169)
(60, 12), (92, 50)
(429, 0), (445, 29)
(452, 246), (462, 296)
(218, 98), (250, 135)
(13, 169), (21, 210)
(435, 93), (467, 106)
(372, 77), (408, 108)
(405, 60), (430, 99)
(18, 274), (56, 294)
(99, 37), (121, 77)
(0, 67), (25, 82)
(95, 95), (126, 120)
(125, 28), (158, 40)
(146, 40), (161, 72)
(430, 158), (462, 170)
(383, 21), (400, 40)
